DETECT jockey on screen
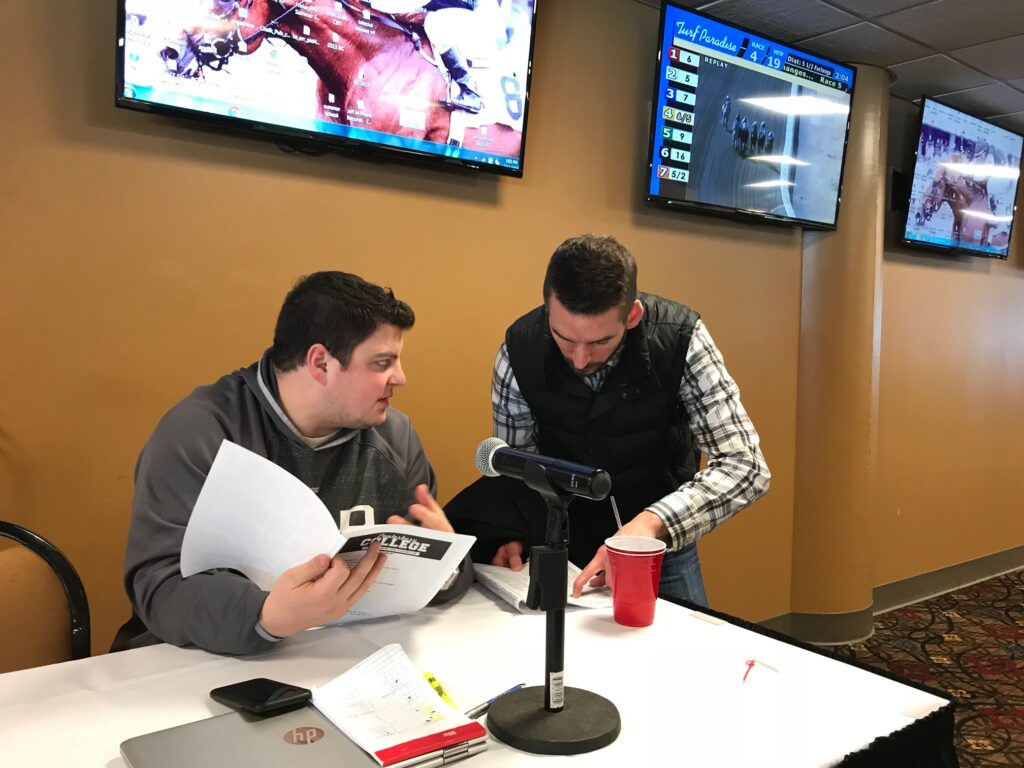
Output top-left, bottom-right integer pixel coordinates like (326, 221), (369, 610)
(369, 0), (509, 114)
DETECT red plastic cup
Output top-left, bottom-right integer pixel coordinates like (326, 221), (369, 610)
(604, 536), (667, 627)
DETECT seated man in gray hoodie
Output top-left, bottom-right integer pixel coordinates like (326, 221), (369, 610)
(114, 271), (471, 655)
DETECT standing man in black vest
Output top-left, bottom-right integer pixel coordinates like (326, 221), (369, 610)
(490, 234), (770, 605)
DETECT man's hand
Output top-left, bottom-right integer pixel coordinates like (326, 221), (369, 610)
(571, 545), (609, 597)
(386, 484), (454, 532)
(571, 510), (667, 597)
(258, 541), (386, 638)
(491, 541), (525, 571)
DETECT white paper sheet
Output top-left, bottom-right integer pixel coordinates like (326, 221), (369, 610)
(180, 440), (475, 622)
(473, 562), (612, 612)
(180, 440), (345, 589)
(330, 523), (475, 624)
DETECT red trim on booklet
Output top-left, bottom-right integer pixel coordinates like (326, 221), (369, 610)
(374, 722), (486, 766)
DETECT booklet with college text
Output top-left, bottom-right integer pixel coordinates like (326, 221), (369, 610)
(180, 440), (475, 623)
(312, 644), (487, 767)
(473, 562), (612, 613)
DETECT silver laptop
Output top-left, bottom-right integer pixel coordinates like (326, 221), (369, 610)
(120, 705), (377, 768)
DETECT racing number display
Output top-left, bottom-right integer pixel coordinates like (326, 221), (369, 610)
(645, 1), (856, 227)
(656, 47), (700, 185)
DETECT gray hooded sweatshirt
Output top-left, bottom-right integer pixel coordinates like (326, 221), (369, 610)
(122, 351), (470, 655)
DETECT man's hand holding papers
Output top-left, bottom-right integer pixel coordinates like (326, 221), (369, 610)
(180, 441), (475, 638)
(259, 543), (387, 639)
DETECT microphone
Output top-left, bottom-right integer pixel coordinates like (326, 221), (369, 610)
(474, 437), (612, 501)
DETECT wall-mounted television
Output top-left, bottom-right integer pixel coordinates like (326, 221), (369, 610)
(115, 0), (537, 176)
(645, 2), (856, 229)
(901, 97), (1022, 259)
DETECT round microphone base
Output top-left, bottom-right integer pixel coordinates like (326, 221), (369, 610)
(485, 686), (620, 755)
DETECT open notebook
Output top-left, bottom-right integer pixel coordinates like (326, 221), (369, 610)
(312, 644), (487, 767)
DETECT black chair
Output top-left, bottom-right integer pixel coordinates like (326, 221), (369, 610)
(0, 521), (91, 665)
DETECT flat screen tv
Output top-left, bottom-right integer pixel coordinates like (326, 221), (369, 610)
(901, 97), (1022, 258)
(645, 2), (856, 229)
(115, 0), (537, 176)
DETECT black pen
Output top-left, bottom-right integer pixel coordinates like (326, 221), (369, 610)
(464, 683), (525, 719)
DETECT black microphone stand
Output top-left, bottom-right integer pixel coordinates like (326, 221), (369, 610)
(485, 462), (620, 755)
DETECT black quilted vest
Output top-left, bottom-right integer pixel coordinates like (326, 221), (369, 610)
(505, 293), (700, 565)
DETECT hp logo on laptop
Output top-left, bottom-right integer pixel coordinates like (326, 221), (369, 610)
(283, 727), (325, 745)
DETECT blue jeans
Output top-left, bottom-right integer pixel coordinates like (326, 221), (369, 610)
(658, 542), (707, 606)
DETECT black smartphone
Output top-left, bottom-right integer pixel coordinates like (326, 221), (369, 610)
(209, 678), (312, 716)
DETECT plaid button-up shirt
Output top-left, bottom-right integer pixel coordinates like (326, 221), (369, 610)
(491, 319), (770, 550)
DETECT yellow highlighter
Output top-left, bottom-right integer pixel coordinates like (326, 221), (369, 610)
(423, 671), (456, 708)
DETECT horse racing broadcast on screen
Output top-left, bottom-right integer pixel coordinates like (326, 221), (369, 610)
(645, 2), (855, 229)
(902, 97), (1023, 258)
(116, 0), (537, 176)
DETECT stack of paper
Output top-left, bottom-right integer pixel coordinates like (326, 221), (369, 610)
(473, 562), (612, 613)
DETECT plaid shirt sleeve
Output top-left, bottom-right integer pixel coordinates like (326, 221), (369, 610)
(647, 320), (771, 549)
(491, 342), (539, 452)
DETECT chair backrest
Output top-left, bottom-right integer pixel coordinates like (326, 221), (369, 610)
(0, 522), (90, 672)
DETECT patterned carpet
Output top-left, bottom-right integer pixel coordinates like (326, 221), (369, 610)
(828, 568), (1024, 767)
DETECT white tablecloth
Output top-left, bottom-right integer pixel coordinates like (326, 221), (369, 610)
(0, 587), (949, 767)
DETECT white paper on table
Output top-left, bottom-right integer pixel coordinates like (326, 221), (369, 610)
(312, 644), (485, 765)
(180, 440), (475, 622)
(473, 561), (612, 612)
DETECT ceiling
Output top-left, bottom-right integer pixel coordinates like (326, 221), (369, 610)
(634, 0), (1024, 133)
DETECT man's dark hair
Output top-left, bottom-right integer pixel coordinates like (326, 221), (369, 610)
(270, 272), (414, 371)
(542, 234), (638, 317)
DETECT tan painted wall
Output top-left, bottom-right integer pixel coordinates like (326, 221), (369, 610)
(874, 98), (1024, 585)
(0, 0), (797, 655)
